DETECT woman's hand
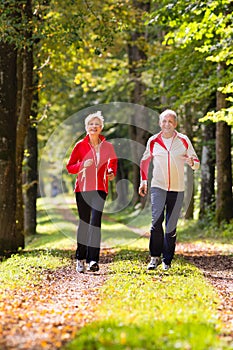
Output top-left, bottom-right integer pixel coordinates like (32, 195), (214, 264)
(107, 172), (115, 181)
(84, 159), (93, 167)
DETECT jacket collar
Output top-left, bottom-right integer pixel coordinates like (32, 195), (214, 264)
(83, 134), (106, 143)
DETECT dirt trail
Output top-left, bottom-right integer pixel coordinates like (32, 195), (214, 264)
(176, 241), (233, 340)
(0, 250), (114, 350)
(0, 218), (232, 349)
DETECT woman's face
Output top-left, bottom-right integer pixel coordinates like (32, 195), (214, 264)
(87, 117), (102, 136)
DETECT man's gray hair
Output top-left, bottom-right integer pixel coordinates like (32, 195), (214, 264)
(159, 109), (177, 121)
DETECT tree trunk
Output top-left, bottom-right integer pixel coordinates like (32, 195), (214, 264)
(199, 122), (216, 219)
(24, 65), (39, 236)
(0, 42), (24, 255)
(216, 120), (233, 224)
(184, 166), (194, 219)
(16, 0), (34, 239)
(128, 0), (150, 206)
(24, 123), (38, 235)
(115, 159), (129, 210)
(215, 66), (233, 223)
(183, 105), (196, 219)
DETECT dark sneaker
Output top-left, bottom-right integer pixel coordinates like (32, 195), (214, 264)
(147, 257), (161, 270)
(89, 261), (99, 272)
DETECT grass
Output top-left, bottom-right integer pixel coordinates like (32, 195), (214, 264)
(0, 249), (71, 289)
(0, 197), (232, 349)
(64, 247), (230, 350)
(63, 204), (232, 350)
(0, 198), (75, 290)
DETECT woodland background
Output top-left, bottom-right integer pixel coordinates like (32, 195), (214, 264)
(0, 0), (233, 255)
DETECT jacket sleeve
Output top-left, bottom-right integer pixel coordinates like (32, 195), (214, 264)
(186, 137), (200, 170)
(107, 143), (118, 175)
(140, 139), (153, 181)
(66, 143), (84, 174)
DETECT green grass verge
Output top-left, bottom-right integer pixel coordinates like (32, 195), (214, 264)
(64, 249), (230, 350)
(0, 198), (75, 290)
(0, 249), (71, 289)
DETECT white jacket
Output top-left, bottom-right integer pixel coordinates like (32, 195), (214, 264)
(140, 131), (200, 192)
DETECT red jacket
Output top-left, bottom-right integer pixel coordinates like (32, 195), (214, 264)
(66, 134), (117, 193)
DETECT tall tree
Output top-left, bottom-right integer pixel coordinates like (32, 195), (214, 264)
(24, 120), (38, 236)
(216, 65), (233, 224)
(199, 121), (216, 219)
(128, 0), (151, 205)
(0, 0), (36, 251)
(16, 0), (34, 239)
(0, 42), (24, 255)
(182, 105), (196, 219)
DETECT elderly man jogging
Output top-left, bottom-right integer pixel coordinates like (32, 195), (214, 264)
(139, 109), (200, 271)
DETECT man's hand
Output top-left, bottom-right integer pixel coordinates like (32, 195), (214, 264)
(185, 156), (194, 167)
(138, 183), (148, 197)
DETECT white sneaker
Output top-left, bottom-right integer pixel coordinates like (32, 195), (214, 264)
(162, 262), (171, 270)
(76, 260), (85, 273)
(147, 257), (161, 270)
(89, 261), (99, 272)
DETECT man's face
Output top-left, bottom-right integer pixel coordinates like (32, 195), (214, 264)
(159, 114), (177, 137)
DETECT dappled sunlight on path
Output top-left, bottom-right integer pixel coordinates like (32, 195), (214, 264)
(176, 242), (233, 341)
(0, 250), (114, 350)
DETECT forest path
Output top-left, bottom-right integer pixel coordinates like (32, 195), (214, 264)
(0, 217), (232, 349)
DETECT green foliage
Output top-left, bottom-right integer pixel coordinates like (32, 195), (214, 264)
(144, 0), (233, 130)
(199, 108), (233, 126)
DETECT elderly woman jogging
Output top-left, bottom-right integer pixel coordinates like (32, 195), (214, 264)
(66, 111), (118, 273)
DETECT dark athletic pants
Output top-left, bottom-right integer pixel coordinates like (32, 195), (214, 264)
(75, 190), (107, 263)
(150, 187), (184, 265)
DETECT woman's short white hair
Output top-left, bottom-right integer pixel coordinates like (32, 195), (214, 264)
(85, 111), (104, 132)
(159, 109), (177, 121)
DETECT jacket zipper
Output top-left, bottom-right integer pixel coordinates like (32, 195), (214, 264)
(89, 142), (102, 191)
(167, 151), (171, 191)
(166, 134), (175, 191)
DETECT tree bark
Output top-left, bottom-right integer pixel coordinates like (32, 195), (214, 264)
(24, 64), (39, 236)
(183, 105), (196, 219)
(24, 123), (38, 236)
(0, 42), (24, 255)
(16, 0), (34, 239)
(199, 122), (216, 219)
(215, 67), (233, 223)
(128, 0), (150, 206)
(216, 120), (233, 224)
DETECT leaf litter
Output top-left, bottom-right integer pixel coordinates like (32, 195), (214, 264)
(0, 242), (232, 349)
(176, 241), (233, 342)
(0, 249), (114, 350)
